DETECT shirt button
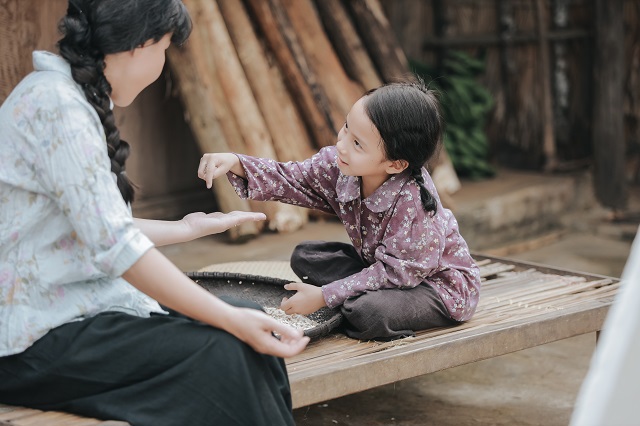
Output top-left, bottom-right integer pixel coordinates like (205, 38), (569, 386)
(354, 238), (361, 247)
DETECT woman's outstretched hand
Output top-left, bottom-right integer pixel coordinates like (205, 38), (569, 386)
(198, 153), (245, 189)
(226, 307), (310, 357)
(181, 211), (266, 239)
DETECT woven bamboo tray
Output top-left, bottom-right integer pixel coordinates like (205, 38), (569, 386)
(187, 265), (342, 339)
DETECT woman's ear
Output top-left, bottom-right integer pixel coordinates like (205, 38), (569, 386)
(386, 159), (409, 174)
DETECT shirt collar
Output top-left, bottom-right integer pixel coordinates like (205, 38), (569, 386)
(336, 171), (412, 213)
(33, 51), (72, 75)
(32, 51), (114, 110)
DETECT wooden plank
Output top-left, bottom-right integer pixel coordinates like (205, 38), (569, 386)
(287, 298), (612, 408)
(0, 405), (129, 426)
(166, 4), (260, 241)
(281, 257), (618, 408)
(244, 0), (338, 148)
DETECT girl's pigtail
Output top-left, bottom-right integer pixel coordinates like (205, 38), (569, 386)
(411, 168), (437, 215)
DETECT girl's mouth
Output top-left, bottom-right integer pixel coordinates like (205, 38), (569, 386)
(338, 157), (348, 166)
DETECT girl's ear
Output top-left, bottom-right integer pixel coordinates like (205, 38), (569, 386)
(386, 159), (409, 174)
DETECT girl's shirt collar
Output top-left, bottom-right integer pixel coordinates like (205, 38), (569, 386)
(335, 172), (411, 213)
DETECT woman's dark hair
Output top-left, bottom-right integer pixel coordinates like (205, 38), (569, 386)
(363, 81), (444, 214)
(57, 0), (192, 203)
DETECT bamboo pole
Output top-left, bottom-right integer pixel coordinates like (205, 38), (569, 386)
(196, 0), (306, 232)
(534, 0), (558, 172)
(280, 0), (363, 128)
(217, 0), (311, 231)
(346, 0), (411, 83)
(166, 43), (259, 241)
(244, 0), (337, 148)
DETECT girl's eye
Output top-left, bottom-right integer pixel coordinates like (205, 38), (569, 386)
(354, 140), (361, 148)
(344, 121), (348, 129)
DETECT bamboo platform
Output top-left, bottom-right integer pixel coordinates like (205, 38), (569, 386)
(0, 255), (618, 423)
(198, 255), (619, 409)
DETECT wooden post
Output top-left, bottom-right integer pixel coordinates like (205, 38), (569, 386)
(593, 0), (627, 212)
(244, 0), (337, 148)
(535, 0), (557, 172)
(166, 43), (259, 241)
(280, 0), (363, 126)
(346, 0), (411, 83)
(192, 0), (306, 232)
(313, 0), (382, 91)
(217, 0), (310, 232)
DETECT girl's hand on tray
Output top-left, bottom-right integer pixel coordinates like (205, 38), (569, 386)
(281, 282), (327, 316)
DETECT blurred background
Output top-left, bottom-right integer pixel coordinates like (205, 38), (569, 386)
(2, 0), (637, 243)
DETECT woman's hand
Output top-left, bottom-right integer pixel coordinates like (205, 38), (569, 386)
(225, 307), (310, 357)
(181, 211), (266, 240)
(123, 249), (308, 358)
(134, 210), (265, 246)
(280, 282), (327, 315)
(198, 153), (245, 189)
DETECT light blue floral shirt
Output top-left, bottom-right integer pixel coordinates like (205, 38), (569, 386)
(0, 51), (163, 357)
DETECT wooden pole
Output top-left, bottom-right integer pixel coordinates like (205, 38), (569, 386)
(217, 0), (310, 231)
(535, 0), (558, 172)
(593, 0), (627, 212)
(280, 0), (363, 126)
(346, 0), (411, 83)
(244, 0), (337, 148)
(196, 0), (305, 232)
(166, 43), (259, 241)
(313, 0), (382, 91)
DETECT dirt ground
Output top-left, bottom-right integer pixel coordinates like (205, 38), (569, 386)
(159, 176), (639, 426)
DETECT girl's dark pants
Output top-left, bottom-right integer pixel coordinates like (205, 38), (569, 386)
(0, 298), (294, 426)
(291, 241), (458, 341)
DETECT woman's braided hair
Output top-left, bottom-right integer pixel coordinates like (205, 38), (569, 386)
(363, 80), (444, 214)
(57, 0), (191, 203)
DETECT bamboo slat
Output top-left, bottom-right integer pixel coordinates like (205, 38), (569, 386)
(280, 0), (364, 127)
(166, 26), (259, 241)
(0, 404), (128, 426)
(313, 0), (382, 91)
(217, 0), (311, 232)
(273, 257), (617, 408)
(244, 0), (337, 148)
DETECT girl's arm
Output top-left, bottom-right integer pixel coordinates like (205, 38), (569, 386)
(133, 210), (265, 247)
(122, 248), (309, 357)
(199, 148), (340, 214)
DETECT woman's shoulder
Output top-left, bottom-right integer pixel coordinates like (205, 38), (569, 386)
(9, 52), (91, 114)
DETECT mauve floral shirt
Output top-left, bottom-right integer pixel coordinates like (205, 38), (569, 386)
(0, 52), (162, 357)
(228, 146), (481, 321)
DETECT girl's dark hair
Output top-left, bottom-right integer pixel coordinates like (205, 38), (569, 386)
(363, 81), (444, 214)
(57, 0), (192, 204)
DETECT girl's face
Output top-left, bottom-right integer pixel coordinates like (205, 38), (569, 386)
(336, 96), (407, 198)
(104, 33), (172, 107)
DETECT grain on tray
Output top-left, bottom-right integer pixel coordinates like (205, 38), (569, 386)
(264, 307), (319, 330)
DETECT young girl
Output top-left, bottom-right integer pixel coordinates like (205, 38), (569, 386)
(0, 1), (308, 425)
(199, 81), (482, 341)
